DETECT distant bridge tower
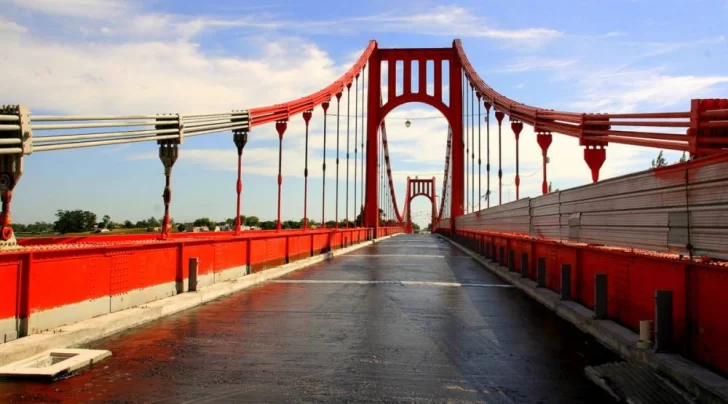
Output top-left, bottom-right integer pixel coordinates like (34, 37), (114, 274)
(404, 177), (437, 233)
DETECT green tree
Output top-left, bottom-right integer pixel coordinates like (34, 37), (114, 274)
(226, 215), (247, 227)
(651, 150), (668, 168)
(147, 216), (161, 228)
(53, 209), (97, 234)
(259, 220), (276, 230)
(15, 222), (53, 234)
(354, 211), (363, 226)
(299, 217), (319, 228)
(135, 219), (148, 228)
(283, 220), (300, 229)
(34, 222), (54, 233)
(245, 216), (260, 227)
(193, 217), (213, 228)
(412, 223), (421, 231)
(100, 214), (111, 229)
(124, 220), (134, 229)
(679, 151), (688, 163)
(177, 224), (187, 232)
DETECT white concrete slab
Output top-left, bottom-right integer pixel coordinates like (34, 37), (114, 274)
(0, 348), (111, 380)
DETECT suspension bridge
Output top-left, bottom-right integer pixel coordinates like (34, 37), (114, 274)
(1, 39), (727, 402)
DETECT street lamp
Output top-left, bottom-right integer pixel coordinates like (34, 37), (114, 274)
(405, 119), (411, 128)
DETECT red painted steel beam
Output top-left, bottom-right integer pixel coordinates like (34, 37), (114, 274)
(451, 39), (728, 154)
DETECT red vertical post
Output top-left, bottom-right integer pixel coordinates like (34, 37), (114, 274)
(156, 114), (180, 240)
(335, 91), (342, 230)
(511, 120), (523, 200)
(159, 144), (177, 239)
(365, 46), (381, 230)
(353, 74), (359, 228)
(0, 166), (20, 245)
(0, 190), (13, 242)
(431, 176), (437, 232)
(688, 99), (700, 158)
(536, 131), (553, 195)
(275, 120), (287, 231)
(495, 111), (505, 205)
(403, 57), (412, 95)
(345, 82), (352, 229)
(321, 101), (330, 228)
(476, 93), (482, 212)
(0, 105), (28, 248)
(449, 50), (464, 231)
(360, 65), (367, 227)
(233, 129), (248, 234)
(484, 101), (491, 208)
(302, 110), (312, 230)
(405, 177), (411, 233)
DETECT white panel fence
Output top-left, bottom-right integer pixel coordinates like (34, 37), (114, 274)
(449, 153), (728, 260)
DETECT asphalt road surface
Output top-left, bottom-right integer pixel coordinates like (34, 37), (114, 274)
(0, 235), (618, 403)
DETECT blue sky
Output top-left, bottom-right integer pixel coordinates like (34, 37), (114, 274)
(1, 0), (726, 228)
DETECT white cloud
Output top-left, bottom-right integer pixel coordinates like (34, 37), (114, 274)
(0, 16), (27, 33)
(341, 6), (562, 47)
(6, 0), (129, 19)
(637, 36), (726, 59)
(0, 33), (349, 115)
(494, 57), (578, 73)
(5, 1), (560, 47)
(565, 66), (728, 112)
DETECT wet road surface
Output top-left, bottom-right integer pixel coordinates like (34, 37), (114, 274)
(0, 235), (618, 403)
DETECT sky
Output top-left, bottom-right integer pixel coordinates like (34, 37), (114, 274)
(1, 0), (726, 228)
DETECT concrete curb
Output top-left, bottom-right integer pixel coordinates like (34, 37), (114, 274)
(0, 235), (399, 367)
(442, 235), (728, 404)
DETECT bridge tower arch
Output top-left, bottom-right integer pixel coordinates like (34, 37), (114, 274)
(364, 43), (463, 234)
(404, 177), (437, 234)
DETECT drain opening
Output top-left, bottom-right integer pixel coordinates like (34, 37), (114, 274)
(0, 349), (111, 380)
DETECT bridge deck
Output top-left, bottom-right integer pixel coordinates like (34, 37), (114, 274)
(0, 235), (618, 403)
